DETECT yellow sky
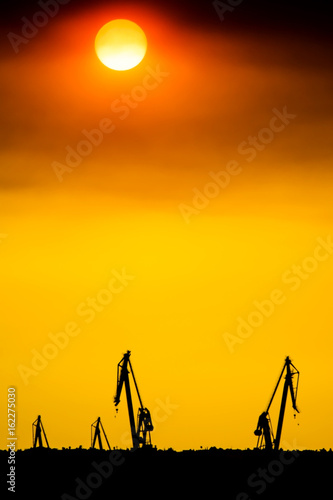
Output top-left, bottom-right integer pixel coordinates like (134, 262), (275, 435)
(1, 6), (333, 451)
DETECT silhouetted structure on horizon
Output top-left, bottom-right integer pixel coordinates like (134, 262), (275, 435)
(91, 417), (111, 450)
(32, 415), (50, 448)
(28, 353), (301, 454)
(114, 350), (154, 449)
(254, 356), (300, 450)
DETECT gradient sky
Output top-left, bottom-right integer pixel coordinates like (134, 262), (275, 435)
(1, 0), (333, 451)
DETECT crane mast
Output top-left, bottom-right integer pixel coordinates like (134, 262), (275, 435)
(254, 356), (300, 451)
(114, 350), (153, 449)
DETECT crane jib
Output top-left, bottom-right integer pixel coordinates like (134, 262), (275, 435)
(254, 356), (300, 451)
(114, 350), (154, 449)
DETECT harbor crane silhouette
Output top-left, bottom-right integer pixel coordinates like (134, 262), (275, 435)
(91, 417), (111, 450)
(254, 356), (300, 450)
(114, 350), (154, 449)
(32, 415), (50, 448)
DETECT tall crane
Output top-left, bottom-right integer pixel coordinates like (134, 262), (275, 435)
(114, 350), (154, 449)
(91, 417), (111, 450)
(32, 415), (50, 448)
(254, 356), (300, 451)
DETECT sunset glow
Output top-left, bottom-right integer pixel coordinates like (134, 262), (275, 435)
(1, 1), (333, 456)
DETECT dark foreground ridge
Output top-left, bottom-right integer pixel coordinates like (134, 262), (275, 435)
(1, 447), (332, 499)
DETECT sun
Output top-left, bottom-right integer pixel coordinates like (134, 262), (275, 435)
(95, 19), (147, 71)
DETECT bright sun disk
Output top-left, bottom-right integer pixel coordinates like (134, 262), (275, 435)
(95, 19), (147, 71)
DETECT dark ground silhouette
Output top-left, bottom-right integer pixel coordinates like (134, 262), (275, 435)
(1, 447), (332, 499)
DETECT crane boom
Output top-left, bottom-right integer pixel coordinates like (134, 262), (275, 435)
(114, 351), (137, 446)
(274, 357), (299, 450)
(114, 350), (153, 449)
(254, 356), (300, 450)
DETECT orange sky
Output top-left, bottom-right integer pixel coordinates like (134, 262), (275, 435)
(1, 3), (333, 451)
